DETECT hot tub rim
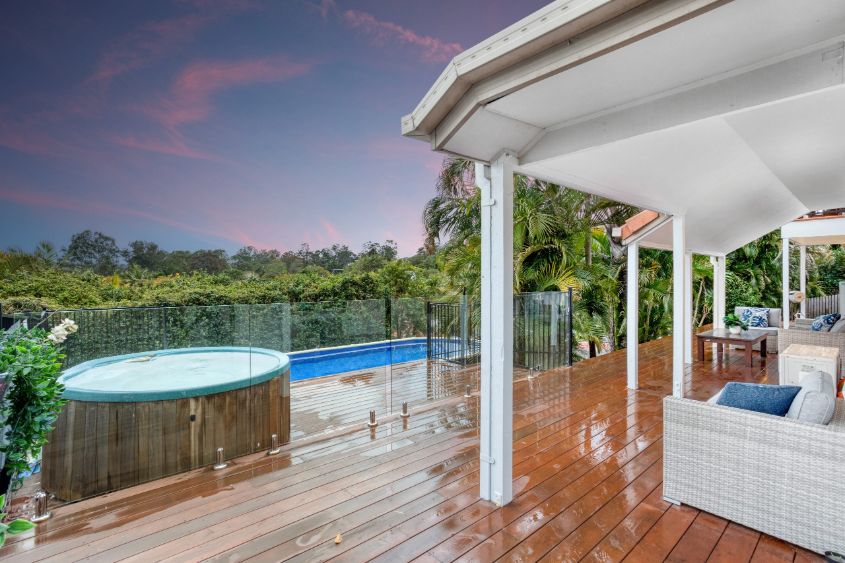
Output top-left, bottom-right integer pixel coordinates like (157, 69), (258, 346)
(59, 346), (290, 403)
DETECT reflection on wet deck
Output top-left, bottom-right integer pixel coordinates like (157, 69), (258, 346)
(0, 338), (824, 562)
(290, 359), (480, 440)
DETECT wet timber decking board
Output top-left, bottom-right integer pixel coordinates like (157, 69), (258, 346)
(0, 336), (825, 562)
(289, 360), (479, 440)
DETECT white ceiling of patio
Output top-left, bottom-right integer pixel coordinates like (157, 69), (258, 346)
(407, 0), (845, 256)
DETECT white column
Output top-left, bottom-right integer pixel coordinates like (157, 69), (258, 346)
(710, 256), (727, 329)
(717, 256), (727, 328)
(782, 237), (791, 329)
(626, 242), (639, 389)
(684, 251), (693, 364)
(672, 216), (687, 398)
(799, 245), (807, 318)
(478, 152), (514, 506)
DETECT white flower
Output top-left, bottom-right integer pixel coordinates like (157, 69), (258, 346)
(49, 326), (69, 344)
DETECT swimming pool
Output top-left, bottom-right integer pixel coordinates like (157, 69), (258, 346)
(288, 338), (427, 381)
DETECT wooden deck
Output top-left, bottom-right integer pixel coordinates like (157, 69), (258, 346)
(0, 336), (825, 562)
(290, 360), (478, 440)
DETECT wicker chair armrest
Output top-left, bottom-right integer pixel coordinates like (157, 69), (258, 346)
(664, 397), (845, 555)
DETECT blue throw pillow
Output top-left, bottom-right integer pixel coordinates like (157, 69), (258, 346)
(715, 382), (801, 416)
(740, 307), (769, 328)
(811, 313), (841, 332)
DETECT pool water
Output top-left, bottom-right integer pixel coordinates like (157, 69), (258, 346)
(289, 338), (427, 381)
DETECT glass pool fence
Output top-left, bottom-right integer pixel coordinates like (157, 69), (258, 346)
(1, 292), (571, 505)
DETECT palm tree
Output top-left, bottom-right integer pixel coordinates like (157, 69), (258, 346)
(33, 241), (57, 265)
(425, 156), (639, 359)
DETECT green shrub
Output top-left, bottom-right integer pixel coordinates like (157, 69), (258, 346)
(0, 327), (67, 488)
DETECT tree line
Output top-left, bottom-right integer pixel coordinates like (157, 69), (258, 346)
(13, 231), (424, 278)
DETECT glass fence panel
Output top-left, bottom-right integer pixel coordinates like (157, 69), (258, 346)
(1, 291), (572, 507)
(27, 305), (254, 505)
(286, 299), (391, 441)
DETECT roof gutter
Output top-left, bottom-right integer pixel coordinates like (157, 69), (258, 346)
(402, 0), (731, 149)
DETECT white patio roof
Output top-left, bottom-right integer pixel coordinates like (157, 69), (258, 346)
(403, 0), (845, 256)
(781, 213), (845, 246)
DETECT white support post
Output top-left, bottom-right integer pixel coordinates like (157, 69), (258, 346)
(799, 245), (807, 318)
(710, 256), (727, 329)
(684, 251), (693, 364)
(717, 256), (727, 329)
(626, 242), (639, 389)
(782, 237), (791, 329)
(478, 152), (515, 507)
(672, 216), (687, 398)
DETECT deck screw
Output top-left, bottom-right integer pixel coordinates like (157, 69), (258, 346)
(31, 490), (51, 522)
(400, 401), (410, 418)
(464, 385), (472, 398)
(367, 409), (378, 428)
(267, 433), (281, 455)
(213, 447), (228, 470)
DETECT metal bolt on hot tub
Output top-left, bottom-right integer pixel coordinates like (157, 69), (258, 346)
(400, 401), (410, 418)
(213, 447), (228, 470)
(367, 409), (378, 428)
(464, 385), (472, 398)
(267, 433), (281, 455)
(31, 490), (52, 522)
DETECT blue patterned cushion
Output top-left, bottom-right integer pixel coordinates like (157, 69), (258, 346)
(716, 382), (801, 416)
(811, 313), (841, 332)
(740, 307), (769, 328)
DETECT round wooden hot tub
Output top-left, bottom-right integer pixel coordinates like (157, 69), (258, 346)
(42, 347), (290, 501)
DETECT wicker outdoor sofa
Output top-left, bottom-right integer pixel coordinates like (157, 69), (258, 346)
(664, 395), (845, 555)
(779, 318), (845, 373)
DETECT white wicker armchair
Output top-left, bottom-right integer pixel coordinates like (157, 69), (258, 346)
(664, 396), (845, 555)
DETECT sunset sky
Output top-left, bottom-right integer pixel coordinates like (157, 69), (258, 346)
(1, 0), (548, 256)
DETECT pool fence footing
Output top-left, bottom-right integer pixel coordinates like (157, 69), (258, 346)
(31, 490), (52, 522)
(267, 433), (281, 455)
(213, 447), (228, 470)
(367, 410), (378, 428)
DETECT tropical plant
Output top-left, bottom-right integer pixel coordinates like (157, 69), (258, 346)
(723, 313), (748, 331)
(0, 321), (75, 489)
(0, 493), (34, 547)
(424, 157), (639, 358)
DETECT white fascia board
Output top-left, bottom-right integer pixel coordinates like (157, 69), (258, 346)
(523, 39), (845, 164)
(430, 0), (724, 150)
(401, 0), (642, 140)
(402, 0), (719, 144)
(781, 216), (845, 242)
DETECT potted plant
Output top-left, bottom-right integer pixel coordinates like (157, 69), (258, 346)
(0, 319), (76, 511)
(723, 313), (748, 335)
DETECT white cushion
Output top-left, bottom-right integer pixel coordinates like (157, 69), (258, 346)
(786, 371), (837, 425)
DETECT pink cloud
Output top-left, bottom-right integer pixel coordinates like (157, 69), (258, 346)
(341, 10), (463, 63)
(109, 132), (220, 161)
(91, 1), (257, 84)
(0, 185), (234, 244)
(91, 14), (215, 84)
(117, 56), (311, 159)
(150, 56), (311, 128)
(320, 218), (340, 240)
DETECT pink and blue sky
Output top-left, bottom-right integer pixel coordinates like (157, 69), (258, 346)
(1, 0), (547, 256)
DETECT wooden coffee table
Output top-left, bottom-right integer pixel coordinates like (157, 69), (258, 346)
(695, 328), (769, 367)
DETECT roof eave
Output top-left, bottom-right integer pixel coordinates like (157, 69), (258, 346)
(401, 0), (657, 141)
